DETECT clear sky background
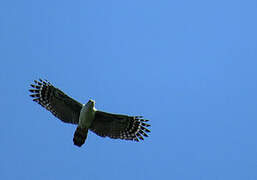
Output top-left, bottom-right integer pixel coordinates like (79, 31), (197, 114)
(1, 0), (257, 179)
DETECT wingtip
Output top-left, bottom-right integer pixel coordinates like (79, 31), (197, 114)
(32, 98), (40, 102)
(133, 137), (140, 142)
(30, 94), (39, 98)
(141, 126), (151, 133)
(29, 89), (39, 93)
(30, 84), (39, 89)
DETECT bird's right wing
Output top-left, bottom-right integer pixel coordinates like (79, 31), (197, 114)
(29, 79), (82, 124)
(89, 110), (150, 141)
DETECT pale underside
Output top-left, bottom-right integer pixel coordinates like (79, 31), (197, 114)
(78, 100), (96, 129)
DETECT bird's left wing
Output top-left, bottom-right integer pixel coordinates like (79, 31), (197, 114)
(89, 111), (150, 141)
(29, 79), (82, 124)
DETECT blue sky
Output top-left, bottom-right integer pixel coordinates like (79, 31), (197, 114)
(1, 0), (257, 179)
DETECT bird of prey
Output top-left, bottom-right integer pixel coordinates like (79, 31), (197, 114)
(29, 79), (150, 147)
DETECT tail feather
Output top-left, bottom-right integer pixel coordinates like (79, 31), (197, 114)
(73, 127), (88, 147)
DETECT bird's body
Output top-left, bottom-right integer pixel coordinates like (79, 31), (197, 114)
(29, 79), (150, 147)
(73, 100), (96, 146)
(79, 100), (96, 129)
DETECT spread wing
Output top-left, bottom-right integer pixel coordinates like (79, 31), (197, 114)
(29, 79), (82, 124)
(89, 111), (150, 141)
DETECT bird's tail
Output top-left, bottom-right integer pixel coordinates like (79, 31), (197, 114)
(73, 126), (88, 147)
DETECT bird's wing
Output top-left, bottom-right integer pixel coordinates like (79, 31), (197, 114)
(89, 110), (150, 141)
(29, 79), (82, 124)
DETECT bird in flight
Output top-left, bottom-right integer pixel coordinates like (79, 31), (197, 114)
(29, 79), (150, 147)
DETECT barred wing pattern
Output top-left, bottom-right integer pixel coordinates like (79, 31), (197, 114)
(90, 111), (151, 141)
(29, 79), (82, 124)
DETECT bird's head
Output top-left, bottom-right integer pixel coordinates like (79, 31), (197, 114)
(86, 99), (95, 108)
(89, 99), (95, 104)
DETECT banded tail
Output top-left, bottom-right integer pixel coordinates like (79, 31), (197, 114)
(73, 127), (88, 147)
